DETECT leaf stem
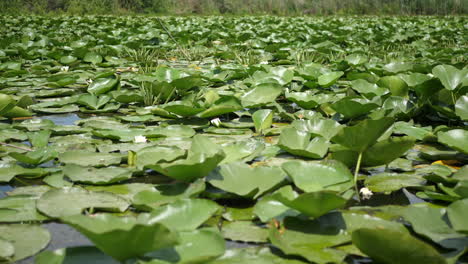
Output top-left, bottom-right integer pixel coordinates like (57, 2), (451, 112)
(0, 142), (33, 152)
(354, 152), (363, 202)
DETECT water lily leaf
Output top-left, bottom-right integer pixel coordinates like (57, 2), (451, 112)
(35, 246), (118, 264)
(241, 83), (282, 108)
(253, 186), (299, 222)
(36, 187), (130, 218)
(147, 198), (220, 231)
(282, 160), (353, 193)
(0, 238), (14, 262)
(378, 75), (409, 97)
(0, 93), (15, 115)
(77, 94), (111, 110)
(132, 181), (205, 211)
(136, 145), (185, 170)
(0, 164), (47, 182)
(0, 195), (48, 222)
(1, 106), (33, 118)
(63, 164), (133, 185)
(26, 130), (51, 148)
(346, 54), (367, 65)
(365, 173), (425, 193)
(400, 72), (431, 87)
(331, 97), (379, 119)
(269, 225), (347, 264)
(447, 199), (468, 233)
(198, 96), (242, 118)
(351, 79), (388, 98)
(162, 101), (205, 117)
(220, 139), (264, 164)
(60, 150), (122, 167)
(83, 52), (103, 64)
(384, 62), (413, 73)
(438, 129), (468, 154)
(150, 135), (225, 182)
(60, 55), (77, 65)
(291, 118), (342, 140)
(62, 214), (179, 261)
(432, 65), (467, 91)
(342, 211), (408, 232)
(148, 228), (225, 264)
(276, 191), (347, 218)
(0, 224), (50, 262)
(393, 122), (432, 140)
(9, 147), (57, 166)
(401, 205), (468, 249)
(207, 162), (286, 198)
(318, 71), (343, 87)
(352, 228), (446, 264)
(454, 95), (468, 120)
(331, 117), (394, 153)
(278, 127), (329, 159)
(252, 109), (273, 134)
(221, 221), (268, 243)
(206, 247), (307, 264)
(88, 77), (119, 95)
(362, 136), (415, 166)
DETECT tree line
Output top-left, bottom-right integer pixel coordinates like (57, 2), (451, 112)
(1, 0), (467, 15)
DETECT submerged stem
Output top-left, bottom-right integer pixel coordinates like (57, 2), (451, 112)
(354, 152), (363, 202)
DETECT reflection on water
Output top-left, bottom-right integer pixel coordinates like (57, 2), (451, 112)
(0, 185), (13, 198)
(41, 113), (82, 126)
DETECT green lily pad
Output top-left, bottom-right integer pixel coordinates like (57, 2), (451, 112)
(278, 127), (329, 159)
(88, 77), (119, 95)
(0, 224), (50, 262)
(207, 162), (286, 198)
(9, 147), (57, 166)
(447, 199), (468, 233)
(149, 135), (225, 182)
(241, 83), (283, 108)
(221, 221), (268, 243)
(269, 225), (347, 264)
(331, 117), (394, 153)
(35, 246), (118, 264)
(135, 145), (185, 170)
(275, 191), (347, 218)
(0, 195), (48, 222)
(365, 173), (425, 193)
(63, 164), (133, 185)
(60, 150), (122, 167)
(148, 228), (226, 264)
(438, 129), (468, 154)
(252, 109), (273, 134)
(318, 71), (344, 87)
(147, 198), (220, 231)
(36, 187), (130, 218)
(282, 160), (353, 192)
(432, 65), (467, 91)
(62, 213), (179, 261)
(352, 228), (446, 264)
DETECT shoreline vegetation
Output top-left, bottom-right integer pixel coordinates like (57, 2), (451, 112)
(1, 0), (467, 15)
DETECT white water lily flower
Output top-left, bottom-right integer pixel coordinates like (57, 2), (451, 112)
(85, 78), (93, 84)
(210, 118), (221, 127)
(60, 66), (69, 72)
(359, 187), (373, 200)
(134, 135), (147, 143)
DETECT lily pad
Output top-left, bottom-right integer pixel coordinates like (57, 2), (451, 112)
(207, 162), (286, 198)
(36, 187), (130, 218)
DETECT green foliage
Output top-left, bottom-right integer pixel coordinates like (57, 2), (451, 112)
(1, 0), (466, 15)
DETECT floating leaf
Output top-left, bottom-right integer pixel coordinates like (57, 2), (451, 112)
(207, 162), (286, 198)
(36, 187), (130, 218)
(352, 228), (446, 264)
(62, 213), (178, 261)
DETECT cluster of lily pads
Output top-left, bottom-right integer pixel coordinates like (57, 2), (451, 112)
(0, 15), (467, 264)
